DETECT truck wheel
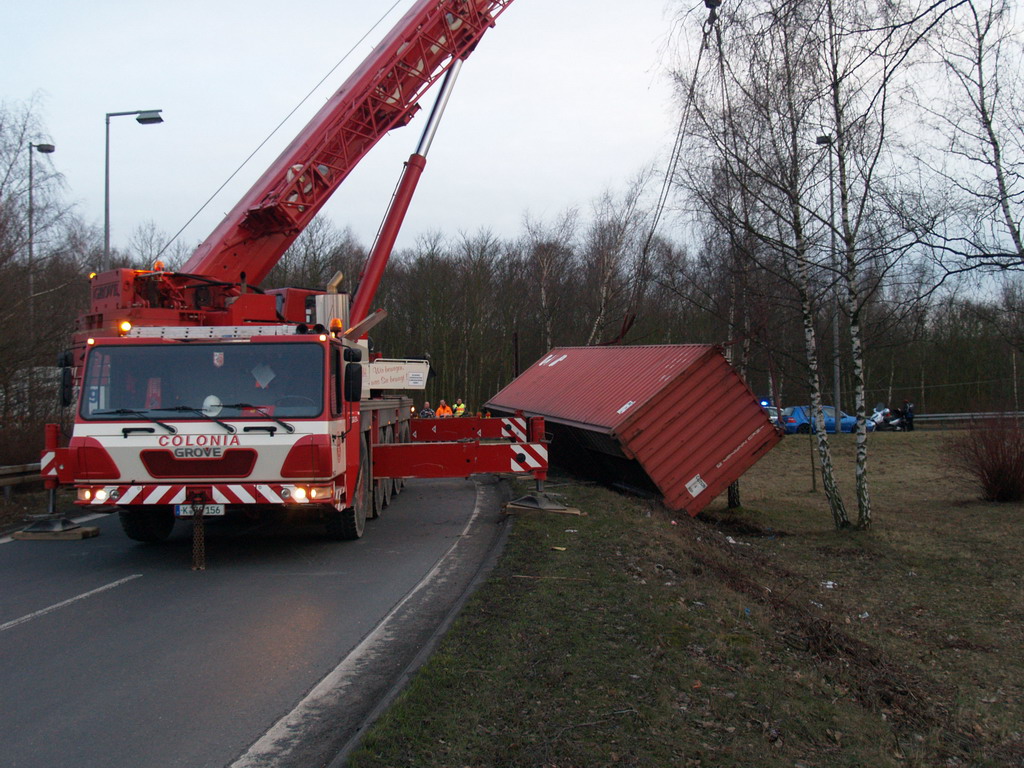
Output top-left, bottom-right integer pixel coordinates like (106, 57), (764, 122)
(326, 435), (369, 540)
(394, 422), (410, 495)
(370, 428), (385, 520)
(382, 425), (396, 507)
(371, 475), (385, 520)
(119, 507), (175, 542)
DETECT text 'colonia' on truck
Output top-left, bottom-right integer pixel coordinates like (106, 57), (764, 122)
(40, 0), (549, 543)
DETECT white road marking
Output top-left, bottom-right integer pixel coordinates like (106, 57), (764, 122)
(0, 574), (143, 633)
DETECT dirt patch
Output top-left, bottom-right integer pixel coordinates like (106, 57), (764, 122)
(697, 509), (790, 538)
(675, 520), (972, 762)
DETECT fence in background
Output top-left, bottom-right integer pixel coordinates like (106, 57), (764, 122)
(916, 411), (1024, 428)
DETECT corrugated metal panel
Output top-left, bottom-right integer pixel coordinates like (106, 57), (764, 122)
(486, 345), (781, 515)
(489, 346), (713, 432)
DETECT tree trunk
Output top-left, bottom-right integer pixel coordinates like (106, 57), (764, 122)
(727, 482), (741, 509)
(849, 299), (872, 528)
(795, 231), (849, 527)
(802, 291), (850, 529)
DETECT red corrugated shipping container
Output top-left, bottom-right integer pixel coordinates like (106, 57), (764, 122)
(485, 345), (781, 515)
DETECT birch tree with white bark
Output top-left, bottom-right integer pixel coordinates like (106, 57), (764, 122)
(674, 0), (853, 527)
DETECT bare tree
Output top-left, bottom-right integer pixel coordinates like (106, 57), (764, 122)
(920, 0), (1023, 269)
(522, 209), (578, 351)
(672, 0), (854, 526)
(124, 221), (195, 270)
(579, 173), (654, 345)
(0, 97), (91, 458)
(670, 0), (961, 528)
(814, 0), (937, 528)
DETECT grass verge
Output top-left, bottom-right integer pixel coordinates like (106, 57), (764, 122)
(349, 431), (1024, 767)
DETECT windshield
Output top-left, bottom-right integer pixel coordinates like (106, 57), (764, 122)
(80, 342), (324, 420)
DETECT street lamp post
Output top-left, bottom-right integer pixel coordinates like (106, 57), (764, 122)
(27, 141), (56, 331)
(24, 141), (56, 465)
(104, 109), (163, 268)
(817, 133), (841, 420)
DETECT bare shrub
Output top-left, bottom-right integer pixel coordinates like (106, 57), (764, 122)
(0, 417), (52, 466)
(952, 417), (1024, 502)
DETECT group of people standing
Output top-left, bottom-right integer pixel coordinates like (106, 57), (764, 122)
(419, 398), (467, 418)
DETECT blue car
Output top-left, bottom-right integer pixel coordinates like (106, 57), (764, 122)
(780, 405), (874, 434)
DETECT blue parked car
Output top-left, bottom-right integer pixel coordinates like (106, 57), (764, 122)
(780, 405), (875, 434)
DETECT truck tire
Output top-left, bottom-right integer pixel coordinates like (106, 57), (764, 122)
(326, 435), (369, 540)
(371, 479), (384, 519)
(383, 425), (396, 505)
(118, 507), (175, 542)
(394, 421), (410, 495)
(370, 425), (394, 519)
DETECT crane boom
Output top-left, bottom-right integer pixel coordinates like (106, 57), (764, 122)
(182, 0), (513, 287)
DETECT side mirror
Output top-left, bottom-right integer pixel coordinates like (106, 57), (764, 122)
(60, 368), (74, 408)
(344, 362), (362, 403)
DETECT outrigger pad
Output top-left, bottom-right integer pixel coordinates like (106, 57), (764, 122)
(13, 526), (99, 541)
(16, 514), (84, 534)
(503, 494), (580, 515)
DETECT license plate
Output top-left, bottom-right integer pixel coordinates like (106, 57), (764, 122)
(174, 504), (226, 518)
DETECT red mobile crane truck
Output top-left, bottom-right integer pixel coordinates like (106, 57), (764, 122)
(38, 0), (548, 543)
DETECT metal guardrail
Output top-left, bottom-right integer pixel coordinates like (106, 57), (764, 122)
(915, 411), (1024, 423)
(0, 463), (41, 489)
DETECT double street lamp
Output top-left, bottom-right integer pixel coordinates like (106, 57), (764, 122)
(104, 109), (163, 267)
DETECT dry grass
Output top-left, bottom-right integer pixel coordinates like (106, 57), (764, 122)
(351, 430), (1024, 767)
(703, 431), (1024, 763)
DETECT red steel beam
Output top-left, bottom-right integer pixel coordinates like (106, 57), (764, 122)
(408, 416), (525, 442)
(182, 0), (515, 287)
(373, 440), (547, 480)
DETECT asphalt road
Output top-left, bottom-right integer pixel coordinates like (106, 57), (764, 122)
(0, 477), (509, 768)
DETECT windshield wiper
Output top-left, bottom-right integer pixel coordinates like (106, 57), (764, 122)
(152, 406), (237, 433)
(94, 408), (177, 435)
(220, 402), (295, 433)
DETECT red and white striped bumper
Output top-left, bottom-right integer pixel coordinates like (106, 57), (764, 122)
(76, 482), (335, 506)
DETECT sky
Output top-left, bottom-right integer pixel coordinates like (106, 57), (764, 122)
(4, 0), (694, 258)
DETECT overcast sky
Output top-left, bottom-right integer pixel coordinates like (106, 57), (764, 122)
(4, 0), (690, 257)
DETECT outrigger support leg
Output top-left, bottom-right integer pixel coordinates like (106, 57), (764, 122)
(17, 424), (83, 535)
(505, 416), (568, 512)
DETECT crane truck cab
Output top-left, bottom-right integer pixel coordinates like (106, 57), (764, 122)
(62, 287), (391, 542)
